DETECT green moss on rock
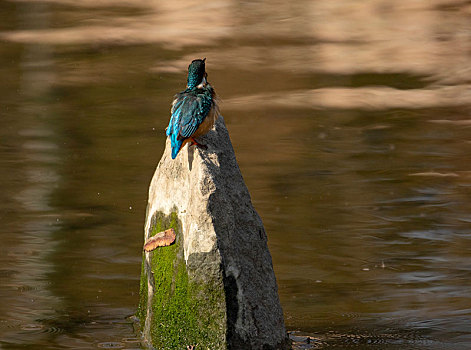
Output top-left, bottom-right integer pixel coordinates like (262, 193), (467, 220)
(137, 253), (148, 324)
(140, 211), (226, 349)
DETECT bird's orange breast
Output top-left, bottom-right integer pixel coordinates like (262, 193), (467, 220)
(191, 102), (220, 139)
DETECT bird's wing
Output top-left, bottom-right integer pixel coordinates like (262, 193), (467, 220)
(172, 91), (212, 140)
(167, 95), (184, 137)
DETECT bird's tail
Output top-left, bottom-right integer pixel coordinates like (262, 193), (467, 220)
(170, 133), (183, 159)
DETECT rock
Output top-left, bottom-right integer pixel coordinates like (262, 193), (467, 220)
(138, 116), (290, 350)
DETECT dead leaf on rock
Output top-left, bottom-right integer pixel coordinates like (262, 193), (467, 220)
(143, 228), (176, 252)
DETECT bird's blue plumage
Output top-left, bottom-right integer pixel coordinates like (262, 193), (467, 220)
(166, 86), (215, 159)
(165, 58), (217, 159)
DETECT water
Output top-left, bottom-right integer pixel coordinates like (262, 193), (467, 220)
(0, 1), (470, 349)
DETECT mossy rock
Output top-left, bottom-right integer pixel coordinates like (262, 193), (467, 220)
(138, 117), (290, 349)
(139, 211), (226, 349)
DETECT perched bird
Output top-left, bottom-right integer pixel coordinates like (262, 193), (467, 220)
(166, 58), (220, 159)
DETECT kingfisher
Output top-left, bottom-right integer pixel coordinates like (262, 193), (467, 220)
(166, 58), (220, 159)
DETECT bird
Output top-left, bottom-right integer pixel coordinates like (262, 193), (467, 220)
(166, 58), (220, 159)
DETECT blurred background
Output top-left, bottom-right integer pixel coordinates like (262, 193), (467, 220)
(0, 0), (470, 349)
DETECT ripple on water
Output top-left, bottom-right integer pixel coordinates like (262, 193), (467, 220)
(20, 324), (44, 331)
(290, 327), (446, 350)
(399, 229), (453, 242)
(19, 323), (65, 334)
(121, 337), (141, 343)
(290, 332), (326, 349)
(97, 342), (125, 349)
(0, 320), (21, 329)
(42, 326), (64, 334)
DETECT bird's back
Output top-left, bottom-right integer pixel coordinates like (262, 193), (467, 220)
(166, 85), (218, 159)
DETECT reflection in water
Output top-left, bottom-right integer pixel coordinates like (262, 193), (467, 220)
(224, 85), (471, 110)
(0, 0), (470, 349)
(0, 1), (64, 346)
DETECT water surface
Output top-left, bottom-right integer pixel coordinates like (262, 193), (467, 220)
(1, 1), (470, 349)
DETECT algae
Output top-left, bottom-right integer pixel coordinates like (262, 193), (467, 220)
(136, 253), (148, 324)
(139, 211), (226, 349)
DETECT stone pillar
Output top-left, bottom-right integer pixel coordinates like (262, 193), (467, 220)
(138, 117), (290, 350)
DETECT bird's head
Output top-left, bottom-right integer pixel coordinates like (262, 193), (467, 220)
(187, 58), (207, 89)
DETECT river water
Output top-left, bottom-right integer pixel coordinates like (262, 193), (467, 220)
(1, 1), (470, 349)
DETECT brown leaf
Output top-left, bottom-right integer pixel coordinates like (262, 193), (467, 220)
(143, 228), (176, 252)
